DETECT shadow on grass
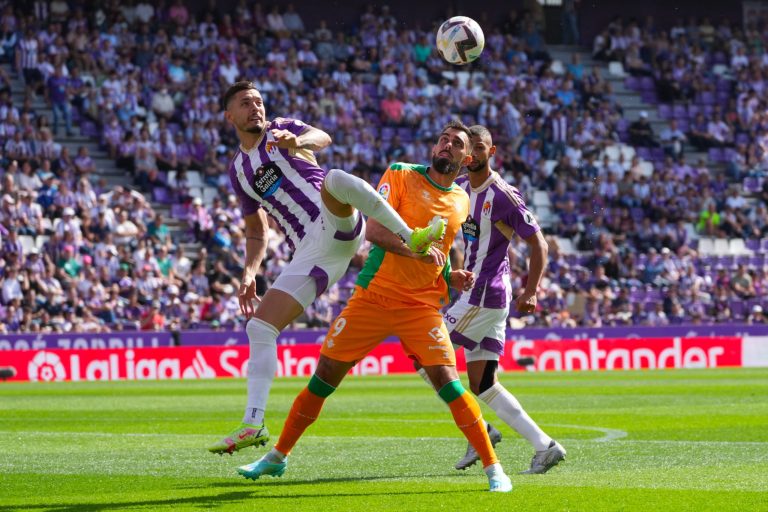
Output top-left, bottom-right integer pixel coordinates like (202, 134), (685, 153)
(10, 486), (481, 512)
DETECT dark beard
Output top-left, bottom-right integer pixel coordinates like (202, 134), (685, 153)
(467, 158), (487, 172)
(244, 124), (264, 134)
(432, 155), (459, 175)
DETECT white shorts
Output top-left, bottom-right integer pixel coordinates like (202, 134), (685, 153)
(443, 297), (507, 362)
(270, 204), (365, 309)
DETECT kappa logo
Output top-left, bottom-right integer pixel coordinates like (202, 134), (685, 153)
(523, 211), (538, 227)
(378, 183), (391, 200)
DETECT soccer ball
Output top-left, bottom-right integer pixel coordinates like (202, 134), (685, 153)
(435, 16), (485, 65)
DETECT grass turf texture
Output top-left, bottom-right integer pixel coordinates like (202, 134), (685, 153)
(1, 368), (767, 511)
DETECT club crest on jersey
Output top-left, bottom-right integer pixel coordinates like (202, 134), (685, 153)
(482, 200), (492, 217)
(378, 183), (391, 200)
(251, 162), (283, 198)
(265, 141), (278, 153)
(461, 215), (480, 242)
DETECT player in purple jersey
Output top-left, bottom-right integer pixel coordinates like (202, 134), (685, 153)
(207, 81), (446, 455)
(416, 125), (565, 474)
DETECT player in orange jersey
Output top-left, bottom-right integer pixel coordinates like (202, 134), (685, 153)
(236, 121), (514, 492)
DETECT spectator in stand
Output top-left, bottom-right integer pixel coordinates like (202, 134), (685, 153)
(628, 111), (658, 147)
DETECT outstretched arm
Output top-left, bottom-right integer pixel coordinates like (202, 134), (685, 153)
(366, 218), (445, 267)
(271, 124), (332, 152)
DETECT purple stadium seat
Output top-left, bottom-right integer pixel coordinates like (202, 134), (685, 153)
(152, 187), (171, 204)
(636, 147), (652, 160)
(760, 239), (768, 252)
(713, 52), (727, 64)
(672, 104), (688, 119)
(625, 76), (641, 90)
(729, 300), (746, 319)
(687, 104), (701, 118)
(736, 133), (750, 145)
(708, 147), (723, 162)
(640, 76), (655, 91)
(676, 119), (689, 132)
(651, 148), (665, 162)
(716, 79), (731, 91)
(171, 203), (188, 219)
(658, 104), (673, 120)
(699, 91), (715, 105)
(746, 239), (760, 251)
(744, 177), (760, 194)
(640, 91), (658, 104)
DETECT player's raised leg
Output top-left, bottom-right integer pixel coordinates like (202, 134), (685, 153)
(238, 355), (355, 480)
(322, 169), (444, 254)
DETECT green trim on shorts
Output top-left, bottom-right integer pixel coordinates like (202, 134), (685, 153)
(308, 374), (336, 398)
(437, 379), (465, 403)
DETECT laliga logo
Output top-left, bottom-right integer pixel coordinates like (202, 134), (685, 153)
(28, 351), (66, 382)
(182, 350), (216, 379)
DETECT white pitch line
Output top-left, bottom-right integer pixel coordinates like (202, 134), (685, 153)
(543, 423), (628, 442)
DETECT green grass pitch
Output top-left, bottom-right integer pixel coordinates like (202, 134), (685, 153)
(1, 368), (767, 511)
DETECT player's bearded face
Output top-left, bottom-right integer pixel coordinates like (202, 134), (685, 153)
(232, 90), (266, 134)
(432, 130), (469, 175)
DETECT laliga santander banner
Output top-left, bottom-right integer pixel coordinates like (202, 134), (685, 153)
(2, 336), (765, 383)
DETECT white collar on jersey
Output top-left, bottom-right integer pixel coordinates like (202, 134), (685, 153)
(467, 170), (498, 194)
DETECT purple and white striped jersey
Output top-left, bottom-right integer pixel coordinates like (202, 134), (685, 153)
(456, 171), (540, 309)
(228, 118), (326, 250)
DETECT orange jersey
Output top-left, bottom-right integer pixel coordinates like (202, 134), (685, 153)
(356, 162), (470, 308)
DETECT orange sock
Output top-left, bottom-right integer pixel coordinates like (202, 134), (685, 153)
(443, 384), (498, 468)
(274, 380), (332, 456)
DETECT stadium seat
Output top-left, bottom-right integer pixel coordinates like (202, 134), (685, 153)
(637, 161), (654, 177)
(35, 235), (50, 250)
(658, 104), (673, 120)
(713, 238), (730, 255)
(729, 238), (752, 255)
(555, 237), (577, 255)
(187, 171), (204, 188)
(608, 61), (626, 77)
(533, 190), (551, 207)
(620, 145), (636, 161)
(544, 159), (558, 175)
(698, 237), (715, 255)
(603, 145), (620, 161)
(19, 235), (35, 253)
(203, 187), (219, 205)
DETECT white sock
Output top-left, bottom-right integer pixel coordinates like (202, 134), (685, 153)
(265, 447), (287, 463)
(483, 462), (504, 476)
(243, 318), (280, 425)
(478, 382), (552, 451)
(324, 168), (413, 243)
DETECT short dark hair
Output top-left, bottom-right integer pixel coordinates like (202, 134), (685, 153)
(469, 124), (493, 143)
(222, 81), (258, 110)
(439, 120), (471, 140)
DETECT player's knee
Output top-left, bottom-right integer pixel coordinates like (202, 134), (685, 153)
(474, 360), (498, 395)
(246, 317), (279, 346)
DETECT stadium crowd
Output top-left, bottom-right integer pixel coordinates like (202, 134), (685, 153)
(0, 2), (767, 334)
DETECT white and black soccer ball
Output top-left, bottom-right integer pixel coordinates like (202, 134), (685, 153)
(435, 16), (485, 65)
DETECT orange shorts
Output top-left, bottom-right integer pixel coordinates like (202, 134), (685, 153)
(320, 286), (456, 367)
